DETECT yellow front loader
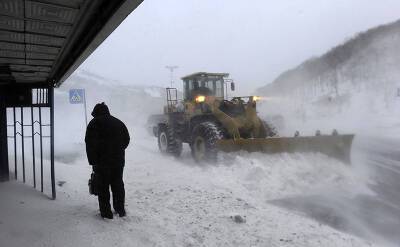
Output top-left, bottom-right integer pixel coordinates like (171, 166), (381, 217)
(149, 72), (353, 163)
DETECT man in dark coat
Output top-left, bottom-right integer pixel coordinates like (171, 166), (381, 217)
(85, 102), (130, 219)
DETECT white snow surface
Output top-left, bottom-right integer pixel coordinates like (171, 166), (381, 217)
(0, 127), (375, 247)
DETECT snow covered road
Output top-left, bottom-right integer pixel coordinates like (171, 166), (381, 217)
(0, 128), (378, 247)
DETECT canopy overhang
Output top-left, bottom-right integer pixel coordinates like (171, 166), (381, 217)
(0, 0), (143, 88)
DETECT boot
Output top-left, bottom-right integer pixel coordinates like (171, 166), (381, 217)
(101, 211), (113, 219)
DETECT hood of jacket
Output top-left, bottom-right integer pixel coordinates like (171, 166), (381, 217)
(91, 102), (110, 117)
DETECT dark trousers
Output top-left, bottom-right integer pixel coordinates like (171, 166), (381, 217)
(96, 166), (125, 215)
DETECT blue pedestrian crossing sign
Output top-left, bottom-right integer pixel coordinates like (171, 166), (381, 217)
(69, 89), (85, 104)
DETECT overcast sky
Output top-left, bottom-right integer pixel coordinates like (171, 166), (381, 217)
(80, 0), (400, 94)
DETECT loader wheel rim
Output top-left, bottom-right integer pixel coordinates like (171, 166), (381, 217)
(193, 136), (206, 161)
(159, 132), (168, 152)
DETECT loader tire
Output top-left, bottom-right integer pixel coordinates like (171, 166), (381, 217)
(259, 119), (277, 138)
(190, 122), (224, 162)
(158, 125), (182, 157)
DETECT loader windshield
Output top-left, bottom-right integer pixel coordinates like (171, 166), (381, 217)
(183, 77), (225, 100)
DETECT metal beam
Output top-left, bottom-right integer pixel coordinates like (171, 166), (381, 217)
(27, 0), (80, 10)
(0, 56), (54, 62)
(8, 69), (51, 74)
(0, 28), (67, 39)
(0, 39), (62, 48)
(0, 48), (58, 56)
(0, 41), (60, 54)
(0, 13), (74, 27)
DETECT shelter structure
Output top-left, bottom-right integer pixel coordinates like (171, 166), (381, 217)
(0, 0), (143, 199)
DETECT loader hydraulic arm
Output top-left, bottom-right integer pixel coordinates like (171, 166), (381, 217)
(212, 101), (241, 139)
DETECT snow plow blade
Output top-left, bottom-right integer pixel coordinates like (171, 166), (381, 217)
(216, 134), (354, 163)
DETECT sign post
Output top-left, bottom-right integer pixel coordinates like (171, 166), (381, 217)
(69, 89), (88, 126)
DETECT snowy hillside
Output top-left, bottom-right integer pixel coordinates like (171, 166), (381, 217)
(250, 21), (400, 246)
(257, 19), (400, 136)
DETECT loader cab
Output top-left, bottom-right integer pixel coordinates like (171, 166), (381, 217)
(182, 72), (229, 101)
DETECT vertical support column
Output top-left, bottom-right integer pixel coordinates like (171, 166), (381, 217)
(39, 106), (43, 192)
(49, 86), (56, 199)
(21, 107), (25, 183)
(0, 96), (9, 181)
(13, 107), (17, 180)
(31, 106), (36, 188)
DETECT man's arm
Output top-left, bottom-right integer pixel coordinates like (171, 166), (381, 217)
(85, 120), (99, 166)
(122, 123), (130, 149)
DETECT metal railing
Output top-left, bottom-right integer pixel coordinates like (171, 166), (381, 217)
(5, 87), (55, 199)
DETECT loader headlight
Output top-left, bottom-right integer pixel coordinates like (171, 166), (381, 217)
(195, 95), (206, 103)
(253, 96), (262, 101)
